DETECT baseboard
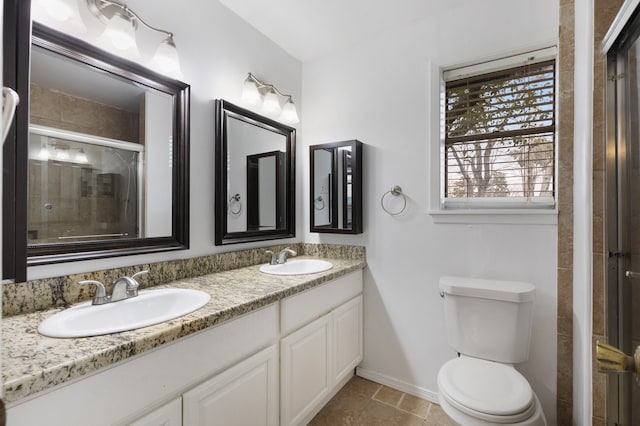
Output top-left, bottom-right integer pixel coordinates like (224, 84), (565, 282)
(355, 367), (440, 404)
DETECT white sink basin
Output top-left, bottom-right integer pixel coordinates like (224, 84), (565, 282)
(38, 288), (211, 338)
(259, 259), (333, 276)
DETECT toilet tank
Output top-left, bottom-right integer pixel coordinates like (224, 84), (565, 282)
(439, 276), (535, 364)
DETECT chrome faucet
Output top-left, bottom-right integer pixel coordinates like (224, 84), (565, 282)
(265, 247), (297, 265)
(79, 270), (149, 305)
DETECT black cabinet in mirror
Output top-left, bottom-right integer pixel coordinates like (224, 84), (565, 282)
(5, 22), (190, 271)
(310, 140), (363, 234)
(215, 100), (295, 245)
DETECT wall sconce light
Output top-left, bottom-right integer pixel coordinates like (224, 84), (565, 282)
(32, 0), (87, 34)
(241, 73), (299, 124)
(87, 0), (183, 79)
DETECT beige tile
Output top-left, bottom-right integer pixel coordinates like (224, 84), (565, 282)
(355, 400), (423, 426)
(592, 170), (605, 253)
(373, 385), (403, 407)
(398, 394), (429, 419)
(556, 398), (573, 426)
(592, 334), (607, 418)
(557, 212), (574, 269)
(592, 253), (606, 336)
(557, 267), (573, 336)
(424, 403), (455, 426)
(310, 376), (381, 425)
(309, 396), (366, 426)
(344, 376), (381, 398)
(557, 333), (573, 401)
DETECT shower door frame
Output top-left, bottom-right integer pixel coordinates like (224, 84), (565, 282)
(605, 8), (640, 424)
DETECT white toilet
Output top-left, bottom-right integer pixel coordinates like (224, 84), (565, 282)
(437, 276), (546, 426)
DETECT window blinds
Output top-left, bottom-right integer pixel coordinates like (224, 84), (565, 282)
(444, 60), (555, 204)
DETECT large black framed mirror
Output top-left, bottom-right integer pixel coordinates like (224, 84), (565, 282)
(4, 19), (190, 274)
(310, 140), (363, 234)
(215, 100), (295, 245)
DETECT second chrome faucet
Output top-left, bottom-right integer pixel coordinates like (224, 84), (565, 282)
(79, 270), (149, 305)
(265, 247), (297, 265)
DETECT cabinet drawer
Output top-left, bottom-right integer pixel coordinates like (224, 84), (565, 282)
(281, 269), (363, 335)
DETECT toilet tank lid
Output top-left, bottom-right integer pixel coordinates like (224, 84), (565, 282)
(439, 276), (535, 303)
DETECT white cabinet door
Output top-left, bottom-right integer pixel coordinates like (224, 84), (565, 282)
(183, 345), (278, 426)
(129, 397), (182, 426)
(280, 313), (332, 426)
(333, 295), (363, 385)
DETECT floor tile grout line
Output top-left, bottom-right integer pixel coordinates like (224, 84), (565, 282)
(370, 384), (383, 401)
(397, 392), (406, 409)
(425, 401), (434, 419)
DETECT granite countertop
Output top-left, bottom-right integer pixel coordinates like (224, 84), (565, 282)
(2, 257), (366, 405)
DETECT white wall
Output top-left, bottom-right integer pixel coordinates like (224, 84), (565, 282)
(28, 0), (302, 279)
(301, 0), (559, 422)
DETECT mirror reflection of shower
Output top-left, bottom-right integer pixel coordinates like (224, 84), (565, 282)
(27, 125), (143, 244)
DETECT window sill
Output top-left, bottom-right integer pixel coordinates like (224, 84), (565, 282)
(428, 208), (558, 225)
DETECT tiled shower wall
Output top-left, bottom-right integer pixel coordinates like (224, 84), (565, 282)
(556, 0), (575, 422)
(30, 83), (140, 142)
(557, 1), (624, 423)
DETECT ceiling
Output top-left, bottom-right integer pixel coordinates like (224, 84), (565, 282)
(218, 0), (459, 62)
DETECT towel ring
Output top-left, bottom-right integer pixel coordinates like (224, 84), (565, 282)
(228, 193), (242, 215)
(381, 185), (407, 216)
(314, 195), (325, 211)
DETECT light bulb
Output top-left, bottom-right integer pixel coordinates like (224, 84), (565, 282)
(74, 150), (88, 164)
(150, 35), (183, 79)
(38, 147), (50, 161)
(262, 88), (281, 115)
(280, 99), (299, 124)
(241, 76), (261, 105)
(98, 10), (140, 57)
(56, 150), (70, 161)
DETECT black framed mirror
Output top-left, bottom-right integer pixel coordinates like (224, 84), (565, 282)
(4, 20), (190, 271)
(310, 140), (363, 234)
(215, 99), (295, 245)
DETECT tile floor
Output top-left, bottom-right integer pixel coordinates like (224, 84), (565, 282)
(309, 376), (455, 425)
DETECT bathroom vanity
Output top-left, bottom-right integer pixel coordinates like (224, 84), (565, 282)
(4, 258), (364, 426)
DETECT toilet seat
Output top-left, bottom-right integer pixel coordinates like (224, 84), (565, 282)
(438, 356), (536, 424)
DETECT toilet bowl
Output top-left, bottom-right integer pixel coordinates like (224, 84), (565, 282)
(437, 356), (545, 425)
(438, 276), (547, 426)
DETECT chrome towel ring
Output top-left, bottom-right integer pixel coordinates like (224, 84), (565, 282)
(314, 195), (325, 210)
(381, 185), (407, 216)
(228, 193), (242, 215)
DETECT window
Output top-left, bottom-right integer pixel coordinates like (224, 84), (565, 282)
(442, 49), (556, 210)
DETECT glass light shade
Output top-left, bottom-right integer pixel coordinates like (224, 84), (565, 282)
(38, 147), (50, 161)
(32, 0), (86, 34)
(241, 78), (261, 105)
(74, 150), (88, 164)
(99, 11), (140, 57)
(262, 88), (281, 115)
(150, 36), (183, 79)
(280, 99), (299, 124)
(43, 0), (74, 21)
(55, 150), (70, 161)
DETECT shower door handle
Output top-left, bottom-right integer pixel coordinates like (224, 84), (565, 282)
(626, 271), (640, 279)
(596, 341), (640, 374)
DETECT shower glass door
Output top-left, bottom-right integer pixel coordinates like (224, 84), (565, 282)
(607, 12), (640, 425)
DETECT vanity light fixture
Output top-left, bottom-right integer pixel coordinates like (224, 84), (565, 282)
(32, 0), (87, 34)
(241, 73), (300, 124)
(87, 0), (183, 78)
